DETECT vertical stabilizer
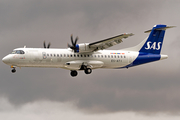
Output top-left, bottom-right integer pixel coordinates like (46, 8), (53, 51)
(122, 24), (175, 54)
(139, 24), (174, 54)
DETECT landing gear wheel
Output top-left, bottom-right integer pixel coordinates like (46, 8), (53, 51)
(70, 70), (78, 77)
(11, 68), (16, 73)
(84, 68), (92, 74)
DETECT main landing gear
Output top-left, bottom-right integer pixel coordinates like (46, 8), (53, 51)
(70, 70), (78, 77)
(84, 68), (92, 74)
(70, 68), (92, 77)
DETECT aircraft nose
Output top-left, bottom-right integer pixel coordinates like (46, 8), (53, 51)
(2, 55), (10, 64)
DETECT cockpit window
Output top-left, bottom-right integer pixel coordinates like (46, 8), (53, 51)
(11, 51), (16, 54)
(11, 50), (25, 54)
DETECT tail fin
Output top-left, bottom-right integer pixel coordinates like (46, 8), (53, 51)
(123, 24), (175, 54)
(139, 24), (175, 54)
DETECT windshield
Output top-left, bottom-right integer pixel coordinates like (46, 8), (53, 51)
(11, 50), (25, 54)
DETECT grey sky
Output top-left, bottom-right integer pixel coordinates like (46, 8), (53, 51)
(1, 0), (180, 116)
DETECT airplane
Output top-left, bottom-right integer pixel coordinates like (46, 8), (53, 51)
(2, 24), (174, 77)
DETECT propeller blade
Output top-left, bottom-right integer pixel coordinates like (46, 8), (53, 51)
(43, 41), (46, 48)
(47, 42), (51, 48)
(71, 34), (74, 45)
(74, 37), (78, 46)
(69, 34), (79, 52)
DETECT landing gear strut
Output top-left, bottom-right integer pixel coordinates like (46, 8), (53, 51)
(11, 68), (16, 73)
(70, 64), (93, 77)
(80, 64), (92, 75)
(70, 70), (78, 77)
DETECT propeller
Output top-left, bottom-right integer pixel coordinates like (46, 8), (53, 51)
(68, 34), (78, 52)
(43, 41), (51, 49)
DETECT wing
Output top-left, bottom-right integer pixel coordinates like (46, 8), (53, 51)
(89, 33), (134, 51)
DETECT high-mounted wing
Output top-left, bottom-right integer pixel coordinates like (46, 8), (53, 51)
(89, 33), (134, 51)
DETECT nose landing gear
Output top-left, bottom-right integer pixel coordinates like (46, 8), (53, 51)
(11, 68), (16, 73)
(10, 66), (16, 73)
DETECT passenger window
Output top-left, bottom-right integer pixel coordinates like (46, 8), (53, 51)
(54, 54), (56, 57)
(57, 54), (59, 57)
(87, 55), (90, 57)
(108, 55), (110, 58)
(118, 55), (119, 58)
(51, 54), (52, 57)
(121, 56), (123, 58)
(98, 55), (100, 58)
(124, 56), (126, 58)
(77, 54), (79, 57)
(60, 54), (62, 57)
(67, 54), (69, 57)
(101, 55), (103, 58)
(74, 54), (76, 57)
(70, 54), (73, 57)
(105, 55), (107, 58)
(84, 55), (86, 57)
(94, 55), (96, 57)
(47, 54), (49, 56)
(81, 55), (83, 57)
(64, 54), (66, 57)
(111, 55), (113, 58)
(114, 55), (116, 58)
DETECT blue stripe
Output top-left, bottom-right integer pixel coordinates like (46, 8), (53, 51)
(131, 52), (161, 66)
(116, 52), (161, 69)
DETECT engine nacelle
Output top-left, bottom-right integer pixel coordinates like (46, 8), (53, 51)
(76, 43), (94, 53)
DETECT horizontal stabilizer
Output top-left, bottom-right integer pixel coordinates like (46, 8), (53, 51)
(144, 26), (176, 33)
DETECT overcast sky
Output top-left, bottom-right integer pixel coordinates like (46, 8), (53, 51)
(1, 0), (180, 119)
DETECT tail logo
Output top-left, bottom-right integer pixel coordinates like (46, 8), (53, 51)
(145, 41), (161, 50)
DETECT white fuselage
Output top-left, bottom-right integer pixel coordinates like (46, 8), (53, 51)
(3, 48), (139, 70)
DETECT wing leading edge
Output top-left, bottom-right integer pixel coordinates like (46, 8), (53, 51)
(89, 33), (134, 51)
